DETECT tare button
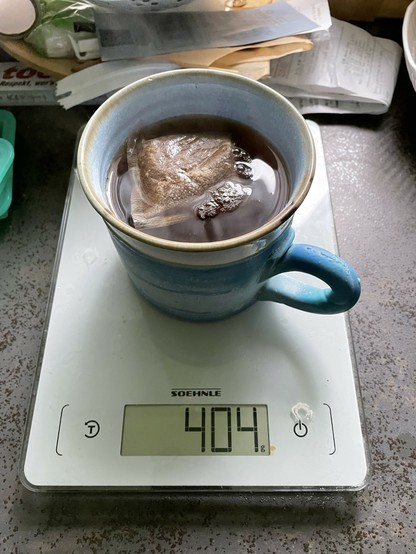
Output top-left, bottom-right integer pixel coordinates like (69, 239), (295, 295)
(84, 420), (100, 438)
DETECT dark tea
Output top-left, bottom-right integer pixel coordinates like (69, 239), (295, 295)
(106, 115), (291, 243)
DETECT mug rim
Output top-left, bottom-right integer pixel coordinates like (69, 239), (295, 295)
(77, 68), (316, 253)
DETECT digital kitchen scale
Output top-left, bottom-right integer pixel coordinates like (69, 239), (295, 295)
(20, 122), (370, 491)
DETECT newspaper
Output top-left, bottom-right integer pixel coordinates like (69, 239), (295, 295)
(262, 18), (402, 114)
(0, 62), (56, 106)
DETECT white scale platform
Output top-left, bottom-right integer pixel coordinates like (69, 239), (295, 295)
(21, 122), (370, 491)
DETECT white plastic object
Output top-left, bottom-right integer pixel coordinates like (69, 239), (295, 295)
(68, 36), (101, 61)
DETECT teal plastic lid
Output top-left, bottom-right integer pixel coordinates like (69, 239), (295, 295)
(0, 110), (16, 219)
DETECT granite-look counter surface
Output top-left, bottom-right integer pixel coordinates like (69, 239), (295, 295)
(1, 25), (415, 553)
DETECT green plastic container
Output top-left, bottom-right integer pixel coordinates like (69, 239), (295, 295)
(0, 110), (16, 219)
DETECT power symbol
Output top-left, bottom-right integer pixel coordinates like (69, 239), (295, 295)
(293, 420), (308, 438)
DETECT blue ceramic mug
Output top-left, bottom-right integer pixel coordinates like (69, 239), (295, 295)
(77, 69), (360, 321)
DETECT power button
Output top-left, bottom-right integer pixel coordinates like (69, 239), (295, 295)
(293, 420), (308, 437)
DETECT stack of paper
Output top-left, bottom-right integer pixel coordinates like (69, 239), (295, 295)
(57, 0), (331, 108)
(262, 18), (402, 114)
(56, 1), (402, 114)
(93, 0), (329, 78)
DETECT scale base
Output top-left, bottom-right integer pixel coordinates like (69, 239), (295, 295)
(20, 122), (370, 492)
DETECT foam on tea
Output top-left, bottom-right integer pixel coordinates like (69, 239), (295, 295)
(106, 116), (290, 243)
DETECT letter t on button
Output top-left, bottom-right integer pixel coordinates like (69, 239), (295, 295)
(84, 420), (100, 438)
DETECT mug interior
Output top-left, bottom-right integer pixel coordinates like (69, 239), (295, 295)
(77, 69), (315, 252)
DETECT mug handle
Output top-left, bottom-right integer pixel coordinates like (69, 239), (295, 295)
(257, 244), (361, 314)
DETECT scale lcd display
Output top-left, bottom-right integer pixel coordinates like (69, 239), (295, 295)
(121, 405), (270, 456)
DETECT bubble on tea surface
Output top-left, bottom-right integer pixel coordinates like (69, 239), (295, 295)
(235, 161), (254, 179)
(197, 181), (249, 220)
(232, 146), (252, 162)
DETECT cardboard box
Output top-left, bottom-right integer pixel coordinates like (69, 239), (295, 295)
(328, 0), (411, 21)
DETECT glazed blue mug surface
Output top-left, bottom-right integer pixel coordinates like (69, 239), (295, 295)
(77, 69), (360, 321)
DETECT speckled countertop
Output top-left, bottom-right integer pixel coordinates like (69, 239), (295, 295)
(1, 22), (415, 554)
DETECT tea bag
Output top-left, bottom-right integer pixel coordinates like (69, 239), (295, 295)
(128, 133), (251, 229)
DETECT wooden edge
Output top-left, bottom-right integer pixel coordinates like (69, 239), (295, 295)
(0, 38), (99, 79)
